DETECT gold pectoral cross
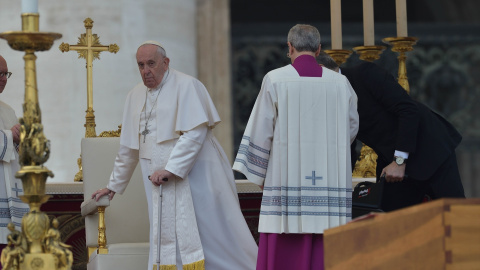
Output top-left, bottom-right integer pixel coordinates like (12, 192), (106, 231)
(59, 18), (119, 138)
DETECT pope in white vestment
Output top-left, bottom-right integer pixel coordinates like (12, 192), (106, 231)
(0, 55), (29, 244)
(93, 42), (257, 270)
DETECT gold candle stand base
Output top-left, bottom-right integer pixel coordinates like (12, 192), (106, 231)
(20, 253), (57, 270)
(324, 49), (353, 66)
(382, 37), (418, 93)
(352, 45), (386, 62)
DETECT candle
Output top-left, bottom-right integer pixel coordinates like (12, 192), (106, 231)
(396, 0), (408, 37)
(363, 0), (374, 46)
(22, 0), (38, 13)
(330, 0), (342, 49)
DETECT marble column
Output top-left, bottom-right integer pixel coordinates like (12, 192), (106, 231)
(196, 0), (234, 161)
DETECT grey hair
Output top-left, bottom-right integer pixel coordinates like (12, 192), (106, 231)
(287, 24), (321, 53)
(317, 51), (339, 71)
(155, 46), (167, 58)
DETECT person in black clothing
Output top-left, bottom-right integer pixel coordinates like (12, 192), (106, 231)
(318, 52), (465, 212)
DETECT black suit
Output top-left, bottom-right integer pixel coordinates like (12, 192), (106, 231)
(342, 61), (465, 211)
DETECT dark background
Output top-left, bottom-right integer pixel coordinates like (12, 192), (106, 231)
(229, 0), (480, 197)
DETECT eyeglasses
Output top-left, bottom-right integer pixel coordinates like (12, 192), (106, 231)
(0, 72), (12, 79)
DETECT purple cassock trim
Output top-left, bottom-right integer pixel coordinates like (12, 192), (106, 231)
(292, 55), (323, 77)
(256, 233), (324, 270)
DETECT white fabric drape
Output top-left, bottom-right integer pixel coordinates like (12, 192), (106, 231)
(234, 65), (359, 234)
(0, 101), (29, 243)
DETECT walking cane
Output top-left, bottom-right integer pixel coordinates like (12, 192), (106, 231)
(153, 178), (168, 270)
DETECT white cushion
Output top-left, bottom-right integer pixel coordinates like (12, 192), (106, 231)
(81, 196), (110, 217)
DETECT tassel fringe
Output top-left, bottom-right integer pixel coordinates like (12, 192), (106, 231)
(154, 259), (205, 270)
(183, 259), (205, 270)
(159, 264), (177, 270)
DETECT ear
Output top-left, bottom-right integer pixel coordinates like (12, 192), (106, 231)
(314, 44), (321, 57)
(164, 57), (170, 67)
(287, 42), (295, 57)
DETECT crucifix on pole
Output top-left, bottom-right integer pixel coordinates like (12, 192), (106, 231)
(59, 17), (119, 138)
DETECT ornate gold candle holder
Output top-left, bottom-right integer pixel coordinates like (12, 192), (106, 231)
(382, 37), (418, 93)
(324, 49), (353, 66)
(352, 45), (386, 62)
(0, 12), (71, 270)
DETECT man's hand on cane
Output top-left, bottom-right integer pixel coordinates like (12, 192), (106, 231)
(149, 170), (175, 186)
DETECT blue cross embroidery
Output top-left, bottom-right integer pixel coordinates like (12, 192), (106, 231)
(305, 171), (323, 185)
(12, 183), (23, 197)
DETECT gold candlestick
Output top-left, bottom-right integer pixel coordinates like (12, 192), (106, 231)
(382, 37), (418, 93)
(324, 49), (353, 66)
(0, 12), (72, 270)
(352, 45), (386, 62)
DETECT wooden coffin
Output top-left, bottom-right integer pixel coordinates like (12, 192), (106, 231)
(324, 198), (480, 270)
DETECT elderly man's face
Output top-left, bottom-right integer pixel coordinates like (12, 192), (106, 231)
(136, 45), (169, 89)
(0, 56), (8, 94)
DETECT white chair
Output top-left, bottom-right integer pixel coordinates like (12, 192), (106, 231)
(81, 137), (149, 270)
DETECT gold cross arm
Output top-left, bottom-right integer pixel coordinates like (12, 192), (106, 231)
(59, 43), (119, 55)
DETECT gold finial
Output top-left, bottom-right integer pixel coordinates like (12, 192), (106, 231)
(84, 18), (94, 29)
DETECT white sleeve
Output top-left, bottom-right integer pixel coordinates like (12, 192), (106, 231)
(232, 75), (275, 186)
(394, 150), (409, 159)
(346, 78), (359, 144)
(107, 144), (139, 194)
(165, 124), (208, 179)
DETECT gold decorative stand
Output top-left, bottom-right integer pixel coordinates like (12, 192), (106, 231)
(0, 12), (72, 270)
(350, 45), (387, 178)
(352, 45), (386, 62)
(382, 37), (418, 93)
(324, 49), (352, 67)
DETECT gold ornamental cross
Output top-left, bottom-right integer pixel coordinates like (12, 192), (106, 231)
(59, 18), (119, 137)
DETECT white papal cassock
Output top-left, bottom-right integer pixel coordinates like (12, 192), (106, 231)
(107, 69), (257, 270)
(233, 65), (359, 234)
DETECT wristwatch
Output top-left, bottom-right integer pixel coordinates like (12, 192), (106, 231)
(394, 156), (407, 165)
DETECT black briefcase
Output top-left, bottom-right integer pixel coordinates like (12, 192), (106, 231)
(352, 177), (385, 218)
